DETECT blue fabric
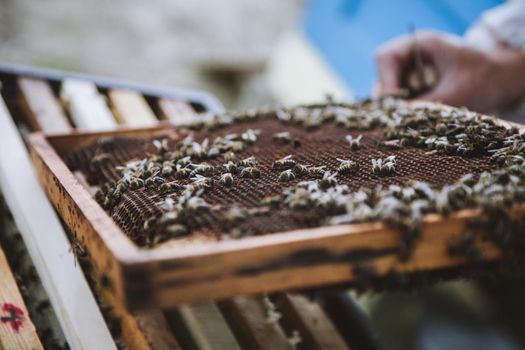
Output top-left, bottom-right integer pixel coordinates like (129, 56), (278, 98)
(303, 0), (503, 97)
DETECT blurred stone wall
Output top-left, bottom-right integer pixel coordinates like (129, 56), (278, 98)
(0, 0), (303, 107)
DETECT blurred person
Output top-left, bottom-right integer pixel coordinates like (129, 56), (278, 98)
(375, 2), (525, 120)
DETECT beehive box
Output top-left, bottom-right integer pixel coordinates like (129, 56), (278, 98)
(30, 97), (525, 310)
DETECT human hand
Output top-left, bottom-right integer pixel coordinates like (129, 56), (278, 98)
(375, 30), (525, 113)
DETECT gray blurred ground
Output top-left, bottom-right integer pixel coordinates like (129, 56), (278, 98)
(0, 0), (303, 108)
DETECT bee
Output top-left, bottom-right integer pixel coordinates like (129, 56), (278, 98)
(272, 155), (296, 170)
(223, 161), (239, 174)
(207, 147), (220, 158)
(222, 207), (247, 227)
(220, 172), (234, 187)
(279, 169), (296, 182)
(153, 138), (170, 154)
(166, 224), (188, 237)
(382, 139), (402, 149)
(308, 166), (326, 178)
(160, 181), (180, 193)
(90, 152), (111, 169)
(177, 156), (192, 167)
(372, 156), (396, 176)
(144, 164), (161, 178)
(69, 240), (87, 261)
(320, 171), (337, 189)
(292, 163), (308, 176)
(189, 163), (214, 177)
(186, 196), (210, 211)
(231, 141), (245, 152)
(241, 129), (260, 143)
(129, 177), (145, 189)
(145, 175), (165, 188)
(240, 166), (261, 178)
(276, 109), (292, 123)
(161, 161), (174, 176)
(238, 156), (257, 168)
(223, 151), (237, 162)
(345, 135), (363, 150)
(224, 133), (241, 141)
(260, 195), (281, 208)
(143, 216), (157, 231)
(272, 131), (291, 144)
(114, 181), (128, 195)
(175, 165), (191, 179)
(190, 175), (214, 190)
(336, 158), (359, 174)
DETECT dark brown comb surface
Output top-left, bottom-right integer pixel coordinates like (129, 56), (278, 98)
(65, 115), (498, 247)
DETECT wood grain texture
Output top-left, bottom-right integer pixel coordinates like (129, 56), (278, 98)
(17, 77), (72, 133)
(158, 97), (196, 125)
(60, 79), (116, 130)
(108, 89), (158, 127)
(274, 294), (349, 350)
(219, 296), (293, 350)
(0, 96), (116, 349)
(0, 246), (43, 350)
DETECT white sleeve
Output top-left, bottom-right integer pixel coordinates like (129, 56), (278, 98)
(466, 2), (525, 51)
(465, 2), (525, 121)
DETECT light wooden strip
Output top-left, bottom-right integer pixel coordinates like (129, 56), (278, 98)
(219, 297), (294, 350)
(60, 79), (117, 130)
(113, 90), (235, 349)
(274, 294), (349, 350)
(0, 246), (43, 349)
(17, 77), (72, 133)
(108, 89), (158, 127)
(0, 96), (116, 349)
(158, 97), (196, 125)
(171, 304), (242, 350)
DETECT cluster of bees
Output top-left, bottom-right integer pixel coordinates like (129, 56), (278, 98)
(93, 96), (525, 251)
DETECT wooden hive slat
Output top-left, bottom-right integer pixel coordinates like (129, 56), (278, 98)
(0, 245), (43, 350)
(158, 97), (199, 125)
(0, 94), (116, 349)
(60, 79), (117, 131)
(274, 294), (349, 350)
(108, 88), (159, 127)
(17, 77), (72, 133)
(219, 296), (294, 350)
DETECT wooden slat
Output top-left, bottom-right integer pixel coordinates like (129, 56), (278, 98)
(108, 89), (158, 127)
(220, 297), (294, 350)
(167, 304), (241, 350)
(0, 245), (43, 350)
(112, 89), (237, 350)
(17, 77), (72, 133)
(0, 95), (116, 349)
(274, 294), (349, 350)
(158, 97), (196, 125)
(60, 79), (116, 130)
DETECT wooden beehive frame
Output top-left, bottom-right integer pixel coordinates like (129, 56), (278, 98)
(29, 109), (521, 310)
